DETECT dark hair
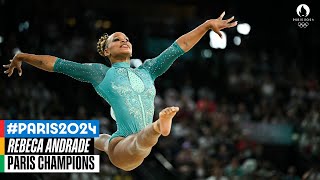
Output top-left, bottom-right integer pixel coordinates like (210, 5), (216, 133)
(97, 33), (109, 57)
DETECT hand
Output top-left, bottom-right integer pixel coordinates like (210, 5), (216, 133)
(207, 11), (238, 38)
(3, 54), (23, 77)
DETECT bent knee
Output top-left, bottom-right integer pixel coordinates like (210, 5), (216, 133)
(109, 156), (142, 171)
(120, 166), (136, 172)
(119, 161), (143, 171)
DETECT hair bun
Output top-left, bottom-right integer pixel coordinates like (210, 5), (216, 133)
(97, 34), (109, 57)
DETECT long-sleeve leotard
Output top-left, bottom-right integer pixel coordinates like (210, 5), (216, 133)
(53, 41), (184, 141)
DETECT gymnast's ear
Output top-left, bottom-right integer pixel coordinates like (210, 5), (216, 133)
(104, 48), (110, 57)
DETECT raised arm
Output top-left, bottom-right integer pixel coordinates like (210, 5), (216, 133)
(176, 11), (237, 52)
(141, 11), (237, 80)
(3, 53), (109, 86)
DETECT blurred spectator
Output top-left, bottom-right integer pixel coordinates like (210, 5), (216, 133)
(284, 166), (301, 180)
(1, 1), (319, 179)
(206, 166), (228, 180)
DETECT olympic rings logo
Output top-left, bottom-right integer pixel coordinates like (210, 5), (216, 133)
(298, 22), (309, 28)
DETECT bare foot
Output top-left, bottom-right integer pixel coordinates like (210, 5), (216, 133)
(94, 134), (111, 152)
(154, 107), (179, 136)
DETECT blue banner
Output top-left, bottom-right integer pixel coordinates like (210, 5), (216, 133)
(4, 120), (100, 138)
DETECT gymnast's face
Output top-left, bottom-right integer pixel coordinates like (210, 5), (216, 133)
(104, 32), (132, 61)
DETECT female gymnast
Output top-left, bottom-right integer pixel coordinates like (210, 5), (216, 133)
(4, 11), (237, 171)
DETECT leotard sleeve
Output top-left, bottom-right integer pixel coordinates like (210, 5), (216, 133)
(140, 41), (185, 80)
(53, 58), (109, 87)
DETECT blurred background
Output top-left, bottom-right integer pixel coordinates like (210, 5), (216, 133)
(0, 0), (319, 179)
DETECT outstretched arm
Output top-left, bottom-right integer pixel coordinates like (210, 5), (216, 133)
(3, 53), (109, 86)
(4, 53), (56, 76)
(176, 11), (237, 52)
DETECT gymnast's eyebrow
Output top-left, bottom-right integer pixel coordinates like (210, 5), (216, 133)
(113, 35), (129, 40)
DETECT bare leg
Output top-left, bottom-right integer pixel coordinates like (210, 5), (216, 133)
(108, 106), (179, 171)
(94, 134), (111, 152)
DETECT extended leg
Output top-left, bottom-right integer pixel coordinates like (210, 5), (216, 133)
(108, 106), (179, 171)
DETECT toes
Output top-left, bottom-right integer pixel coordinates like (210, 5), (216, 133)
(167, 107), (179, 112)
(161, 107), (180, 115)
(169, 107), (179, 112)
(164, 108), (170, 114)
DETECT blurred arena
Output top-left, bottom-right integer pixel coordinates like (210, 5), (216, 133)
(0, 0), (319, 179)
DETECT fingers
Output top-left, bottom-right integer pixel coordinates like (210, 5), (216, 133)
(228, 21), (238, 28)
(7, 66), (15, 77)
(8, 66), (15, 77)
(3, 64), (12, 75)
(218, 11), (225, 20)
(3, 64), (10, 68)
(17, 66), (23, 76)
(218, 12), (237, 26)
(226, 16), (234, 23)
(3, 60), (16, 77)
(216, 31), (222, 38)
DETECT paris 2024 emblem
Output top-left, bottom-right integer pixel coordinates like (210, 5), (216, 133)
(293, 4), (315, 28)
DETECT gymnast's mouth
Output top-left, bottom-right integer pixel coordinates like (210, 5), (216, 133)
(120, 44), (129, 48)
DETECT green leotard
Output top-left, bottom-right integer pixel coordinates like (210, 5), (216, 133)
(53, 41), (184, 142)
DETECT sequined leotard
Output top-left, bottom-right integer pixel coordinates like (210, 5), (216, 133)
(53, 41), (184, 142)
